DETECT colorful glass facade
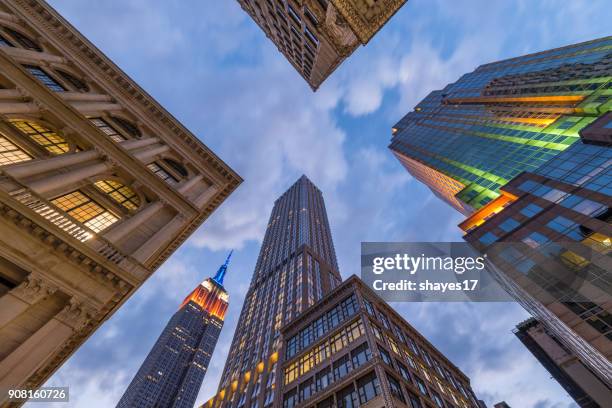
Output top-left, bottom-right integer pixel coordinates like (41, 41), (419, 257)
(117, 256), (231, 408)
(390, 36), (612, 214)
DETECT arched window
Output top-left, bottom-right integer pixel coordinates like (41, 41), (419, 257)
(56, 70), (89, 92)
(94, 180), (141, 211)
(23, 65), (65, 92)
(10, 120), (70, 155)
(51, 190), (118, 233)
(112, 117), (141, 138)
(3, 28), (42, 52)
(0, 133), (31, 166)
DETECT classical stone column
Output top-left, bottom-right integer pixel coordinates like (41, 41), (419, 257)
(0, 273), (56, 328)
(103, 201), (164, 242)
(118, 137), (159, 151)
(70, 101), (123, 113)
(0, 102), (38, 114)
(27, 160), (111, 195)
(194, 185), (219, 208)
(132, 214), (186, 264)
(4, 150), (99, 179)
(133, 144), (170, 162)
(0, 297), (94, 393)
(177, 175), (204, 194)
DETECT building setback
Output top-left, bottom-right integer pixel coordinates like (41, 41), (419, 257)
(390, 36), (611, 215)
(117, 254), (232, 408)
(514, 318), (609, 407)
(389, 37), (612, 403)
(236, 0), (407, 90)
(0, 1), (241, 405)
(203, 176), (481, 407)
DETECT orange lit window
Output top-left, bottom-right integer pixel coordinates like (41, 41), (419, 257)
(10, 120), (69, 155)
(51, 190), (118, 233)
(0, 134), (31, 166)
(94, 180), (140, 211)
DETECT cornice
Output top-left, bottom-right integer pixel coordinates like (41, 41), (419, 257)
(8, 0), (241, 189)
(331, 0), (407, 44)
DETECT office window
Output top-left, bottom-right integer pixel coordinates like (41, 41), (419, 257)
(90, 118), (126, 142)
(387, 373), (406, 403)
(363, 298), (376, 316)
(315, 366), (332, 391)
(351, 342), (371, 368)
(332, 354), (352, 380)
(356, 372), (380, 404)
(94, 180), (141, 211)
(397, 361), (412, 383)
(478, 232), (498, 245)
(0, 134), (31, 166)
(23, 65), (65, 92)
(520, 203), (543, 217)
(11, 120), (69, 154)
(498, 218), (520, 232)
(337, 384), (358, 408)
(407, 391), (423, 408)
(379, 347), (392, 366)
(299, 377), (314, 402)
(51, 190), (118, 233)
(316, 397), (334, 408)
(414, 376), (428, 396)
(282, 388), (297, 408)
(4, 28), (41, 51)
(431, 391), (444, 407)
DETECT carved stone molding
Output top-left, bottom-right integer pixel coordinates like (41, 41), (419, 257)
(11, 272), (57, 304)
(55, 296), (95, 331)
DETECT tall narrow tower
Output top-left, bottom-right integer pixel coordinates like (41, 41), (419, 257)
(117, 254), (231, 408)
(216, 175), (342, 407)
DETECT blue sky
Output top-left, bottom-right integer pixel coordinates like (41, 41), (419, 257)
(32, 1), (611, 407)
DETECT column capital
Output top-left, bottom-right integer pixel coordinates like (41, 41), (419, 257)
(55, 297), (96, 332)
(11, 272), (57, 304)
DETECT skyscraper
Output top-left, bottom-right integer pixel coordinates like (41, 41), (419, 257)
(0, 0), (240, 404)
(236, 0), (407, 90)
(203, 177), (482, 408)
(389, 37), (611, 400)
(390, 36), (611, 215)
(211, 175), (342, 407)
(514, 318), (609, 407)
(118, 254), (232, 408)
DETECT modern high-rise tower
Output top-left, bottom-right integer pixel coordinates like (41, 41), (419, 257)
(390, 36), (611, 215)
(389, 37), (612, 403)
(236, 0), (407, 90)
(117, 253), (232, 408)
(0, 1), (240, 405)
(213, 175), (342, 407)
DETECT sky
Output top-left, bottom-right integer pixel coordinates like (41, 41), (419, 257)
(30, 1), (611, 407)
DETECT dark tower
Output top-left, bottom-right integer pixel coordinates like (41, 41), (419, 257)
(216, 175), (342, 407)
(117, 253), (232, 408)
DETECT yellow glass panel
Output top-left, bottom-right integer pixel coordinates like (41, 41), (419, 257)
(0, 135), (31, 166)
(67, 201), (104, 223)
(10, 120), (69, 155)
(84, 211), (118, 233)
(94, 180), (140, 210)
(51, 191), (89, 212)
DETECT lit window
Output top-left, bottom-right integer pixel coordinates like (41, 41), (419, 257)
(0, 134), (31, 166)
(90, 118), (126, 142)
(51, 190), (118, 233)
(4, 28), (41, 51)
(10, 120), (69, 154)
(94, 180), (141, 211)
(23, 65), (65, 92)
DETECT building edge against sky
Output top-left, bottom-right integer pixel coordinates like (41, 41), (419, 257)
(0, 0), (240, 404)
(389, 36), (612, 403)
(202, 176), (483, 408)
(117, 254), (232, 408)
(236, 0), (407, 90)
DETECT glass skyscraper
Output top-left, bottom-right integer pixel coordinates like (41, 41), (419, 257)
(214, 175), (342, 408)
(389, 36), (611, 404)
(117, 255), (231, 408)
(390, 36), (611, 215)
